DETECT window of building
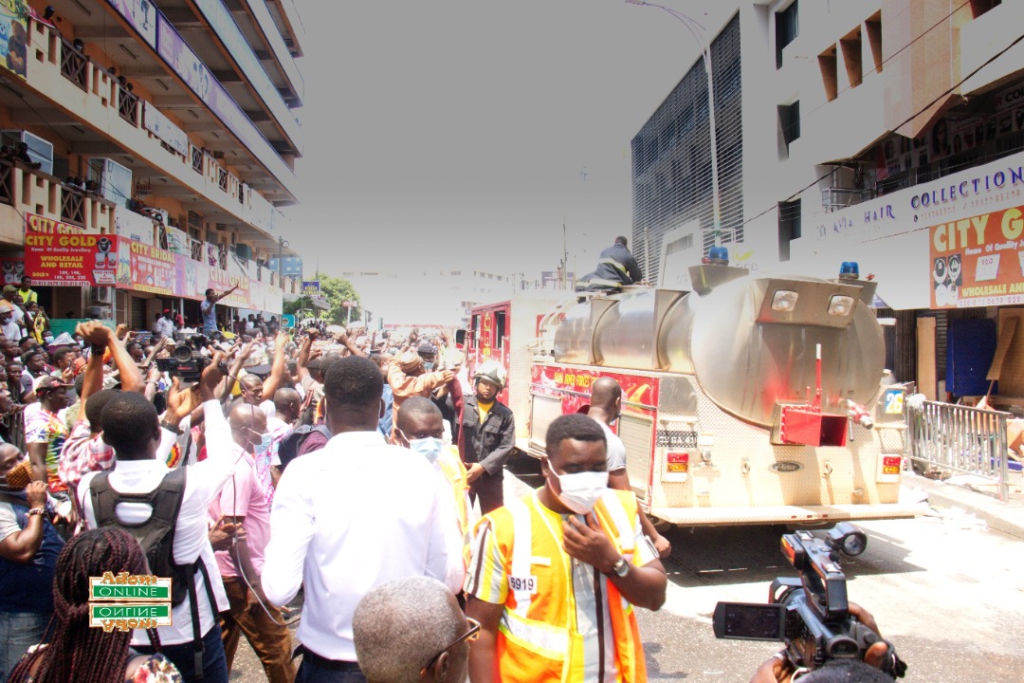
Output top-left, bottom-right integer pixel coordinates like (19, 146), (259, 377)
(840, 26), (863, 88)
(779, 100), (801, 152)
(778, 198), (801, 262)
(970, 0), (1002, 19)
(866, 12), (883, 74)
(819, 45), (838, 102)
(776, 0), (799, 69)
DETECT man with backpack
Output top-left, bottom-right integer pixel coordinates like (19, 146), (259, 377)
(76, 354), (235, 683)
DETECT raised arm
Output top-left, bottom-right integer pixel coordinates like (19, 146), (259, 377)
(262, 331), (290, 398)
(296, 331), (315, 384)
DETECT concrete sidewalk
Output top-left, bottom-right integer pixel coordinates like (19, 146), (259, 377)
(901, 467), (1024, 540)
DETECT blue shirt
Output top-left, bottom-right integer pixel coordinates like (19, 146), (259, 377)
(200, 299), (217, 334)
(378, 385), (394, 438)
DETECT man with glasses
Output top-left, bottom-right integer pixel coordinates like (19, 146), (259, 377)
(464, 413), (667, 683)
(353, 577), (475, 683)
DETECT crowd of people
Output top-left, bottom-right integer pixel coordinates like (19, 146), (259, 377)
(0, 282), (900, 683)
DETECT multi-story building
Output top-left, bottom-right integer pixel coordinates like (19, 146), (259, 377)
(0, 0), (305, 330)
(633, 0), (1024, 402)
(340, 270), (513, 328)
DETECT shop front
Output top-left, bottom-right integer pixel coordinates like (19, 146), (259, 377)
(20, 213), (283, 333)
(792, 149), (1024, 408)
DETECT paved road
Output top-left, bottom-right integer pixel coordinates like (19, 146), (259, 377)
(231, 476), (1024, 682)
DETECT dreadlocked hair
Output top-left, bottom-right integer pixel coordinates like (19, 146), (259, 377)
(8, 528), (162, 683)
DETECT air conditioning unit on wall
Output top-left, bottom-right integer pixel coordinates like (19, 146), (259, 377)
(91, 286), (113, 304)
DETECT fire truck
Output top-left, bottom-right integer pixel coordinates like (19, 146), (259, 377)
(466, 261), (925, 527)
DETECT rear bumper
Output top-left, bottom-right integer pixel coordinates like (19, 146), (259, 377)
(648, 502), (929, 526)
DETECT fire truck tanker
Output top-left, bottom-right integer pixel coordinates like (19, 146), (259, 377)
(467, 262), (925, 527)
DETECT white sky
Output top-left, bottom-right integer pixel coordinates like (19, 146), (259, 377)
(286, 0), (724, 280)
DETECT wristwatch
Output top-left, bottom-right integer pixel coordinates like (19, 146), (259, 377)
(608, 557), (630, 578)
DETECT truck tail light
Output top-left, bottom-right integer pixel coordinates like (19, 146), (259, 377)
(882, 456), (901, 475)
(667, 452), (689, 473)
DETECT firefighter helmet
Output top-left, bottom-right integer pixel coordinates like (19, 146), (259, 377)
(473, 360), (507, 390)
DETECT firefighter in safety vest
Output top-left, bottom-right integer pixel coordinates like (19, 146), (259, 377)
(464, 413), (667, 683)
(577, 236), (644, 292)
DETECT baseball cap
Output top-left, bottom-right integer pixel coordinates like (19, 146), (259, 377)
(34, 375), (69, 393)
(417, 343), (438, 356)
(163, 309), (171, 314)
(2, 285), (15, 294)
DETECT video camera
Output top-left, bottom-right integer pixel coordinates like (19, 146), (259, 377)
(713, 524), (906, 678)
(155, 333), (224, 384)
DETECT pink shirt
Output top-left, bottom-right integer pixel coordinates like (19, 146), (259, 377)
(209, 444), (271, 579)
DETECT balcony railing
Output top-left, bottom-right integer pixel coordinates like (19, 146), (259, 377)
(117, 86), (139, 126)
(0, 159), (13, 208)
(218, 168), (228, 192)
(827, 133), (1024, 212)
(821, 187), (875, 213)
(191, 146), (204, 175)
(61, 184), (86, 226)
(59, 39), (87, 91)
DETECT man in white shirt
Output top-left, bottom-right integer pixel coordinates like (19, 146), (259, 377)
(263, 356), (451, 682)
(78, 356), (235, 683)
(0, 303), (21, 343)
(587, 377), (672, 558)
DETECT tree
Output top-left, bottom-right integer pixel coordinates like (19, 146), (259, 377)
(283, 273), (362, 325)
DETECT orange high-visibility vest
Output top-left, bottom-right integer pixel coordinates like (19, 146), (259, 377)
(438, 445), (472, 569)
(484, 490), (647, 683)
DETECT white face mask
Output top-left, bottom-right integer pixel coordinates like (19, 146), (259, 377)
(407, 436), (444, 465)
(550, 466), (609, 514)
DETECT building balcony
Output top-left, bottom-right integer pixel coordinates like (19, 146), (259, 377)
(19, 18), (292, 256)
(0, 159), (115, 246)
(158, 0), (304, 147)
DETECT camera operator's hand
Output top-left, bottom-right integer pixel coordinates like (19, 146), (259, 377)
(562, 514), (621, 574)
(750, 652), (793, 683)
(849, 603), (893, 670)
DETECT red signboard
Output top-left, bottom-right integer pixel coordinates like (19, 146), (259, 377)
(24, 214), (118, 286)
(531, 364), (660, 414)
(930, 203), (1024, 308)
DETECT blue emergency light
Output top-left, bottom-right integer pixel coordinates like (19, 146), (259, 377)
(839, 261), (860, 279)
(709, 246), (730, 264)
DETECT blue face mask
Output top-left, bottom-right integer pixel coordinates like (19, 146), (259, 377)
(423, 362), (435, 371)
(253, 433), (272, 458)
(408, 437), (443, 465)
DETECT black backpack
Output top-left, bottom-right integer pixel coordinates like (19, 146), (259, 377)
(277, 424), (331, 471)
(90, 467), (192, 606)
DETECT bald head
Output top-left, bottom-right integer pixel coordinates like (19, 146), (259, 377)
(228, 402), (267, 451)
(590, 378), (622, 411)
(274, 388), (301, 423)
(353, 577), (467, 683)
(239, 374), (264, 405)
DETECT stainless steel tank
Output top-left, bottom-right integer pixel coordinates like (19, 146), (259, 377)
(553, 274), (885, 427)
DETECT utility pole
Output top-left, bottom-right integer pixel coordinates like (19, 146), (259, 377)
(562, 219), (568, 290)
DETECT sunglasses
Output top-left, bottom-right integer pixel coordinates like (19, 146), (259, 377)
(420, 617), (481, 676)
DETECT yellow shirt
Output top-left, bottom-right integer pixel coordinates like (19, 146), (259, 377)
(477, 399), (493, 423)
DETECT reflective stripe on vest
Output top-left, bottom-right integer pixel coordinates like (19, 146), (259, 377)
(496, 491), (647, 682)
(597, 257), (628, 274)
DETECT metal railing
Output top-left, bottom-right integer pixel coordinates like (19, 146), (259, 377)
(906, 399), (1011, 501)
(191, 146), (204, 174)
(822, 187), (874, 212)
(117, 86), (139, 126)
(59, 39), (87, 90)
(0, 159), (13, 207)
(61, 184), (86, 226)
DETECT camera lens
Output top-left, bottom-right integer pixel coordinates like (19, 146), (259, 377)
(173, 344), (193, 363)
